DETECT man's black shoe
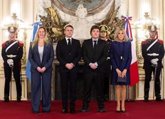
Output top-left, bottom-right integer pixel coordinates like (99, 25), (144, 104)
(98, 108), (106, 112)
(42, 110), (50, 113)
(62, 108), (68, 113)
(144, 98), (149, 102)
(81, 108), (89, 112)
(17, 97), (21, 102)
(4, 97), (9, 102)
(32, 110), (39, 114)
(156, 98), (163, 102)
(104, 95), (109, 101)
(70, 109), (75, 113)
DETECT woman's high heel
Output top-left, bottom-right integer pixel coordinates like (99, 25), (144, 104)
(121, 107), (126, 113)
(116, 106), (120, 112)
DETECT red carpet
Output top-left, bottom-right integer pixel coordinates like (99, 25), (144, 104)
(0, 100), (165, 119)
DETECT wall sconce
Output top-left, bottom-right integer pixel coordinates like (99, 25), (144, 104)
(135, 12), (159, 39)
(134, 12), (160, 64)
(1, 13), (26, 29)
(1, 13), (29, 40)
(10, 13), (24, 28)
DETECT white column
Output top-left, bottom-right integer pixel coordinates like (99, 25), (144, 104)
(33, 0), (40, 21)
(160, 0), (165, 99)
(0, 0), (3, 37)
(128, 0), (140, 22)
(22, 0), (33, 23)
(1, 0), (11, 51)
(150, 0), (163, 37)
(2, 0), (10, 17)
(0, 0), (2, 20)
(139, 0), (151, 18)
(10, 0), (21, 17)
(151, 0), (160, 17)
(0, 0), (3, 57)
(0, 0), (11, 100)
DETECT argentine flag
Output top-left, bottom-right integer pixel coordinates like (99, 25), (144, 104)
(26, 22), (42, 80)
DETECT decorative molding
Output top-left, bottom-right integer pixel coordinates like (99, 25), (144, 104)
(51, 0), (111, 16)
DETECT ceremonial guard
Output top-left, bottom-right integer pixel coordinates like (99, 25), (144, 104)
(1, 26), (23, 102)
(99, 25), (112, 101)
(141, 25), (164, 101)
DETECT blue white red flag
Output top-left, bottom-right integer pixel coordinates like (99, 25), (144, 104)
(122, 16), (139, 86)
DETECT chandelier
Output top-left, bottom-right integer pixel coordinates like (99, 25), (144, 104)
(135, 12), (159, 29)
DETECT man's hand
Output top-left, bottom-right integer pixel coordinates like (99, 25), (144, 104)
(37, 67), (42, 73)
(65, 63), (74, 70)
(41, 67), (46, 73)
(89, 63), (97, 70)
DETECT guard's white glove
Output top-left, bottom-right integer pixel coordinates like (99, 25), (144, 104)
(7, 59), (14, 67)
(151, 58), (159, 66)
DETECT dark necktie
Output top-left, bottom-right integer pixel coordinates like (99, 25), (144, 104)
(68, 39), (71, 45)
(93, 41), (97, 48)
(92, 41), (97, 61)
(68, 39), (72, 51)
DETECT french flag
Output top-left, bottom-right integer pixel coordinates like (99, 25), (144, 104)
(122, 16), (139, 86)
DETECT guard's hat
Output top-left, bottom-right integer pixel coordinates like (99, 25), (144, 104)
(148, 25), (157, 32)
(100, 25), (108, 32)
(7, 26), (17, 33)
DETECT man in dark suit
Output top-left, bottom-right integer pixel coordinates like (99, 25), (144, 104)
(141, 25), (164, 101)
(1, 26), (23, 102)
(81, 25), (108, 112)
(56, 24), (81, 113)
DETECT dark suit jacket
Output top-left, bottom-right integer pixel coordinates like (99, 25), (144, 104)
(28, 43), (54, 72)
(82, 39), (108, 72)
(56, 38), (81, 71)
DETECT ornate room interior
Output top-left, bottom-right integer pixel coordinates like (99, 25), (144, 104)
(0, 0), (164, 101)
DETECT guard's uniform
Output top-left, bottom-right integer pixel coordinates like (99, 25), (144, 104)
(99, 25), (112, 101)
(1, 28), (23, 101)
(141, 38), (164, 100)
